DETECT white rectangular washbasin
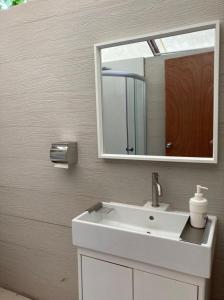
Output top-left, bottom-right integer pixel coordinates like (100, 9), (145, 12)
(72, 202), (217, 278)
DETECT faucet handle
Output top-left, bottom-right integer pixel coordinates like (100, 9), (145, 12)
(152, 172), (159, 180)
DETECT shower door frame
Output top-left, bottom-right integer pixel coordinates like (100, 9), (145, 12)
(102, 71), (147, 155)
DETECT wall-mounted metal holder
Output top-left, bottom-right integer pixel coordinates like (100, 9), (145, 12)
(50, 141), (78, 168)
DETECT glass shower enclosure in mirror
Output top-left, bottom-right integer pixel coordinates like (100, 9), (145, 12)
(95, 21), (219, 163)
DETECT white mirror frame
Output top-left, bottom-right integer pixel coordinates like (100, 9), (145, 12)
(94, 21), (220, 163)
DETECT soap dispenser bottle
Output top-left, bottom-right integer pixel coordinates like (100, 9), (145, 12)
(189, 185), (208, 229)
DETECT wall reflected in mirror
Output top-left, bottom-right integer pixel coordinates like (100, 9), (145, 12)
(100, 28), (215, 158)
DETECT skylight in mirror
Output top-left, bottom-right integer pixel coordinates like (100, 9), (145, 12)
(155, 28), (215, 54)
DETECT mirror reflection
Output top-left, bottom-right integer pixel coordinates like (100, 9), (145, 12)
(100, 28), (215, 157)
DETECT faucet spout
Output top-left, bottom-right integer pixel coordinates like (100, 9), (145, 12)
(152, 172), (163, 207)
(156, 182), (163, 197)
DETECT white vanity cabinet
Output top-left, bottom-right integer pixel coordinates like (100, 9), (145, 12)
(81, 256), (133, 300)
(78, 249), (207, 300)
(134, 269), (198, 300)
(73, 203), (215, 300)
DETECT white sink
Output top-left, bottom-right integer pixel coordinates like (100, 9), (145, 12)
(75, 202), (188, 240)
(72, 202), (217, 278)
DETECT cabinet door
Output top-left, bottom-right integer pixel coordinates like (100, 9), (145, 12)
(81, 256), (133, 300)
(134, 270), (198, 300)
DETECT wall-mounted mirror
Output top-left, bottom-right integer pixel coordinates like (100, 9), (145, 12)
(95, 21), (219, 163)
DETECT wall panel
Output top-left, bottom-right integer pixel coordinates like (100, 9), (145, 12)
(0, 0), (223, 299)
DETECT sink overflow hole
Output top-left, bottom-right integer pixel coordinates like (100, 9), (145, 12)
(149, 216), (154, 221)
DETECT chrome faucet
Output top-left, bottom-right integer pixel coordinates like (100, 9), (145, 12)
(152, 172), (163, 207)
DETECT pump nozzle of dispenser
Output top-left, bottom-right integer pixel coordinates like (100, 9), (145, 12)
(196, 185), (208, 194)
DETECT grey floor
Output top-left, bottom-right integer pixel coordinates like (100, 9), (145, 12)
(0, 288), (30, 300)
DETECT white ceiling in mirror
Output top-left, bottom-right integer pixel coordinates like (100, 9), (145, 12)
(101, 29), (215, 63)
(101, 41), (153, 62)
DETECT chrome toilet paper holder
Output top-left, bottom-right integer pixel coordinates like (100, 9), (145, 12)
(50, 141), (78, 168)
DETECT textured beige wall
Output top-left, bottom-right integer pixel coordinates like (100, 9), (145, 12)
(0, 1), (223, 299)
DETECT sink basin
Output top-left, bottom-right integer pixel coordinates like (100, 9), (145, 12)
(75, 202), (188, 240)
(72, 202), (217, 278)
